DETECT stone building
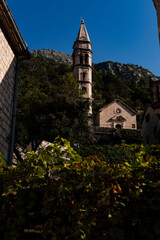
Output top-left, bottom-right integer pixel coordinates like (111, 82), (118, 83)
(72, 20), (138, 134)
(153, 0), (160, 42)
(95, 99), (137, 130)
(0, 0), (28, 164)
(142, 104), (160, 144)
(142, 1), (160, 144)
(72, 19), (92, 115)
(142, 80), (160, 144)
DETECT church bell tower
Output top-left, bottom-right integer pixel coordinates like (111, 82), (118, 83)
(72, 19), (92, 115)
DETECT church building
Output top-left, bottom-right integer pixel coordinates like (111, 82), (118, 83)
(72, 20), (137, 133)
(95, 99), (137, 130)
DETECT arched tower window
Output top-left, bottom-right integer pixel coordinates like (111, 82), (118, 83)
(85, 54), (89, 64)
(80, 54), (83, 64)
(83, 72), (86, 80)
(82, 87), (87, 92)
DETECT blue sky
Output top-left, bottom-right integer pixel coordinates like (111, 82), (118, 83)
(7, 0), (160, 76)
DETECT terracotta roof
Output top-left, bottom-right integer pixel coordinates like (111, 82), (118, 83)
(99, 99), (137, 114)
(0, 0), (28, 55)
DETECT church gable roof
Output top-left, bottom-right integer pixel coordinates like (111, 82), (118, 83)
(76, 19), (90, 42)
(99, 99), (137, 115)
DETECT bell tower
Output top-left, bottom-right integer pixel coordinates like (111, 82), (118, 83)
(153, 0), (160, 43)
(72, 19), (92, 115)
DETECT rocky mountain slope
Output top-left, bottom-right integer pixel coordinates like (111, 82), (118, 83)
(94, 61), (159, 82)
(30, 49), (159, 82)
(30, 49), (73, 66)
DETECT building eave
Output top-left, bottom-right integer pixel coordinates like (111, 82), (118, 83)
(0, 0), (28, 56)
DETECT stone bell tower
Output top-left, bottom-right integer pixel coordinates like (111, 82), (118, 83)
(153, 0), (160, 43)
(72, 19), (92, 115)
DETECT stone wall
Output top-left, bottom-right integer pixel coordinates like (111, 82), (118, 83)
(0, 28), (16, 160)
(142, 105), (160, 144)
(97, 101), (137, 130)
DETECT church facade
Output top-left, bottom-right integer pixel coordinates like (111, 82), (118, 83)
(95, 99), (137, 130)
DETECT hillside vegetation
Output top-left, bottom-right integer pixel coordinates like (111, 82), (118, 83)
(16, 56), (90, 148)
(3, 50), (160, 239)
(15, 51), (154, 147)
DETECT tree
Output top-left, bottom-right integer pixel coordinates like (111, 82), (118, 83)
(15, 57), (91, 148)
(92, 69), (151, 128)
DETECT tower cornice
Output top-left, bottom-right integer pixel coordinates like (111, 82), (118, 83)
(72, 48), (93, 54)
(73, 63), (92, 68)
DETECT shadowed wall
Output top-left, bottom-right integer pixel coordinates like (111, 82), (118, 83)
(0, 27), (16, 160)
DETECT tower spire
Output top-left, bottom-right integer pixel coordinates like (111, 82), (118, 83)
(76, 19), (90, 42)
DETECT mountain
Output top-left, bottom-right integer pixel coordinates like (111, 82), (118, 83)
(30, 49), (73, 66)
(94, 61), (159, 82)
(30, 49), (159, 82)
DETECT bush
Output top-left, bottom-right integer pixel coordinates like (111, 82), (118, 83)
(1, 140), (160, 239)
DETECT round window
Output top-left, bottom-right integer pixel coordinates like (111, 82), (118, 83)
(116, 108), (121, 114)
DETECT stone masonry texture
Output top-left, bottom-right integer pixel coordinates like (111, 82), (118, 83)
(0, 28), (16, 160)
(153, 0), (160, 42)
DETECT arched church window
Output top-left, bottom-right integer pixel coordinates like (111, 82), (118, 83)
(80, 54), (83, 64)
(116, 124), (121, 130)
(85, 54), (89, 64)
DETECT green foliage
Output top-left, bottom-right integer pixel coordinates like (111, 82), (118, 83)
(16, 57), (91, 147)
(77, 142), (136, 166)
(16, 57), (150, 149)
(1, 139), (160, 239)
(92, 69), (151, 124)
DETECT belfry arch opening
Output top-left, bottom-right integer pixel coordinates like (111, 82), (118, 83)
(80, 54), (83, 64)
(83, 72), (86, 80)
(85, 54), (89, 64)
